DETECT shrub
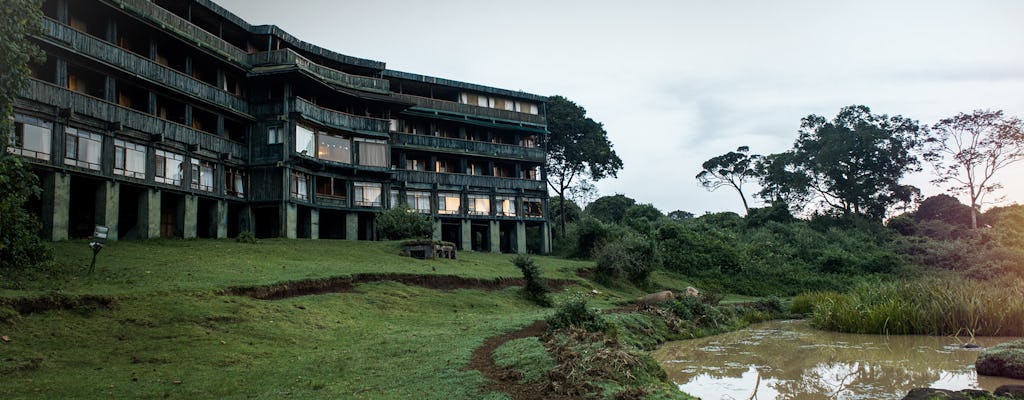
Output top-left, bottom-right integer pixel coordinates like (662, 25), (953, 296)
(235, 231), (258, 244)
(569, 217), (619, 259)
(547, 297), (607, 333)
(376, 205), (432, 240)
(512, 255), (551, 307)
(592, 234), (659, 287)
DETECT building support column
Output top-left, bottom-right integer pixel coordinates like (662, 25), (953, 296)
(460, 219), (471, 251)
(345, 212), (359, 240)
(183, 195), (198, 239)
(310, 208), (319, 240)
(138, 189), (160, 239)
(284, 203), (297, 239)
(95, 180), (119, 241)
(215, 201), (228, 239)
(42, 171), (70, 241)
(432, 218), (442, 241)
(542, 222), (552, 254)
(516, 221), (527, 254)
(489, 220), (500, 253)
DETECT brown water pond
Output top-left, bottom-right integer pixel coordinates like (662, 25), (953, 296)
(651, 320), (1024, 400)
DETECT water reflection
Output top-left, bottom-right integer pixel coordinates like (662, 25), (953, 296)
(652, 320), (1024, 400)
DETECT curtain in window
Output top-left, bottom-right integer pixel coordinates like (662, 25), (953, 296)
(358, 140), (387, 167)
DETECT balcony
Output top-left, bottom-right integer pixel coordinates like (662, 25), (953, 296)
(100, 0), (249, 65)
(394, 170), (545, 192)
(390, 132), (545, 162)
(291, 98), (390, 137)
(20, 79), (247, 161)
(39, 18), (249, 116)
(248, 49), (389, 94)
(393, 93), (546, 126)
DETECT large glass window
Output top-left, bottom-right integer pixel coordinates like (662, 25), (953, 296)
(226, 167), (246, 198)
(290, 171), (309, 200)
(295, 124), (315, 156)
(9, 115), (52, 161)
(353, 182), (382, 207)
(496, 196), (517, 216)
(318, 133), (351, 163)
(64, 127), (102, 170)
(437, 192), (461, 215)
(406, 191), (432, 214)
(316, 176), (346, 200)
(468, 194), (490, 216)
(114, 139), (146, 179)
(357, 138), (387, 167)
(524, 198), (544, 218)
(154, 150), (184, 185)
(190, 159), (216, 192)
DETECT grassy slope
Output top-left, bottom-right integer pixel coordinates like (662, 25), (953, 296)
(1, 239), (672, 399)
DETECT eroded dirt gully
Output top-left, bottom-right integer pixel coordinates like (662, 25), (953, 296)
(1, 294), (116, 316)
(467, 320), (578, 400)
(223, 273), (576, 299)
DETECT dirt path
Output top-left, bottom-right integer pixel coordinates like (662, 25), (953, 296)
(466, 320), (576, 400)
(225, 273), (575, 300)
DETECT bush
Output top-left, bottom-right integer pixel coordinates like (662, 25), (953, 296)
(546, 297), (607, 333)
(376, 205), (433, 240)
(512, 255), (551, 307)
(592, 234), (659, 287)
(569, 217), (620, 259)
(0, 155), (52, 273)
(235, 231), (258, 244)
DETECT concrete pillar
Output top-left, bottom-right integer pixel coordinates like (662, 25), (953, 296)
(310, 208), (319, 240)
(138, 189), (161, 239)
(460, 219), (471, 251)
(215, 201), (228, 239)
(284, 203), (297, 239)
(95, 181), (119, 241)
(345, 212), (359, 240)
(489, 220), (500, 253)
(516, 221), (527, 254)
(42, 172), (70, 241)
(432, 218), (442, 241)
(542, 222), (552, 254)
(183, 195), (198, 239)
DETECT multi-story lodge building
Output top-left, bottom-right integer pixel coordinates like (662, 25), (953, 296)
(11, 0), (551, 253)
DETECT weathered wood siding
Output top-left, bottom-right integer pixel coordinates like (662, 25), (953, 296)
(393, 93), (546, 125)
(394, 170), (545, 192)
(390, 132), (545, 162)
(248, 50), (389, 93)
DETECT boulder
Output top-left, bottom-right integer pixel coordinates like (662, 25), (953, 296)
(685, 286), (700, 297)
(995, 385), (1024, 399)
(976, 340), (1024, 379)
(637, 291), (675, 306)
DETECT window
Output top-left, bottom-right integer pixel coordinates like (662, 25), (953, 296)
(523, 166), (540, 180)
(389, 190), (401, 209)
(295, 124), (315, 155)
(436, 160), (455, 173)
(524, 198), (544, 218)
(357, 138), (387, 167)
(406, 191), (431, 214)
(468, 194), (490, 216)
(154, 150), (184, 185)
(496, 196), (517, 216)
(114, 139), (146, 179)
(521, 135), (537, 148)
(9, 115), (52, 161)
(317, 132), (351, 163)
(405, 158), (428, 171)
(353, 182), (382, 207)
(316, 176), (346, 199)
(267, 126), (282, 144)
(190, 159), (216, 192)
(468, 162), (485, 176)
(226, 167), (246, 198)
(437, 192), (461, 215)
(64, 127), (102, 170)
(290, 171), (309, 200)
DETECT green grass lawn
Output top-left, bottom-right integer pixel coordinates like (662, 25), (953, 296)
(2, 239), (677, 399)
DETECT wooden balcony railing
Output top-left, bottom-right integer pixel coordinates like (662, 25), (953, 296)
(101, 0), (249, 65)
(394, 170), (545, 192)
(390, 132), (545, 162)
(40, 18), (249, 116)
(249, 49), (389, 93)
(393, 93), (546, 125)
(21, 79), (248, 160)
(291, 98), (390, 136)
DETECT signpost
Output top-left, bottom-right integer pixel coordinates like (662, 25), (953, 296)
(88, 225), (108, 275)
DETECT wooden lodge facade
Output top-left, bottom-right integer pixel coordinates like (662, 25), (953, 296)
(11, 0), (551, 253)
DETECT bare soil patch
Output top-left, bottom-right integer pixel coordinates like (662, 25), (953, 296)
(224, 273), (575, 300)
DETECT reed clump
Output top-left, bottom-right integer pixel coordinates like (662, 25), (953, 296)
(800, 278), (1024, 336)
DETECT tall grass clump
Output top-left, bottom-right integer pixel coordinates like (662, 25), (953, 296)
(807, 278), (1024, 336)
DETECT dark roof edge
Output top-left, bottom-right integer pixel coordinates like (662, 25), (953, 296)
(383, 70), (548, 102)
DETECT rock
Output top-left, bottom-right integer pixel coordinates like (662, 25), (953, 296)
(685, 286), (700, 297)
(995, 385), (1024, 399)
(1, 335), (10, 342)
(902, 388), (986, 400)
(637, 291), (675, 306)
(976, 340), (1024, 379)
(963, 343), (980, 349)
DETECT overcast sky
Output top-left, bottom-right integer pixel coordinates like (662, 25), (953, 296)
(216, 0), (1024, 215)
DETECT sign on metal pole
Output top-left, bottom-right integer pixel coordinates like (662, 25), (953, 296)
(88, 225), (108, 275)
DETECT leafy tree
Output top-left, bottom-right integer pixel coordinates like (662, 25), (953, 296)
(584, 194), (635, 224)
(924, 110), (1024, 229)
(667, 210), (694, 221)
(375, 205), (433, 240)
(696, 146), (761, 214)
(545, 96), (623, 236)
(1, 0), (51, 273)
(623, 203), (663, 234)
(758, 105), (924, 220)
(548, 196), (581, 236)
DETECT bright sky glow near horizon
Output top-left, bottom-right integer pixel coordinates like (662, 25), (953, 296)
(216, 0), (1024, 215)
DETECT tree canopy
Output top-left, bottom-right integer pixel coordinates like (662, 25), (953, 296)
(696, 146), (761, 214)
(584, 194), (635, 225)
(758, 105), (924, 220)
(924, 109), (1024, 229)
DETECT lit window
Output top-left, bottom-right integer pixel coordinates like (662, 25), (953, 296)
(295, 124), (315, 155)
(154, 150), (184, 185)
(114, 139), (147, 179)
(8, 115), (52, 161)
(496, 196), (517, 217)
(189, 159), (216, 192)
(353, 182), (382, 207)
(406, 191), (432, 214)
(524, 198), (544, 218)
(356, 138), (387, 167)
(437, 192), (461, 215)
(317, 132), (351, 163)
(64, 127), (102, 170)
(468, 194), (490, 216)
